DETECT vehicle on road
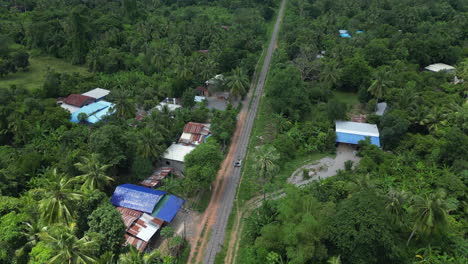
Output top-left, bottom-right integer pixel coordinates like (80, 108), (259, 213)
(234, 159), (242, 167)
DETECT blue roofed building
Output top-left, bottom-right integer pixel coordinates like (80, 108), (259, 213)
(339, 29), (352, 38)
(111, 184), (166, 213)
(335, 121), (380, 147)
(70, 101), (115, 124)
(152, 195), (185, 223)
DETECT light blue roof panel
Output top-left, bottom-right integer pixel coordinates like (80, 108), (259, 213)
(70, 101), (115, 124)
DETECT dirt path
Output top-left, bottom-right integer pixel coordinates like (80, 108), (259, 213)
(186, 1), (288, 263)
(225, 144), (360, 264)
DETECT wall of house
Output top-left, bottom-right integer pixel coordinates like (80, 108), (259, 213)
(161, 159), (185, 173)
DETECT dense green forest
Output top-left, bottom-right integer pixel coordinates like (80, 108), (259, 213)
(237, 0), (467, 263)
(0, 0), (275, 263)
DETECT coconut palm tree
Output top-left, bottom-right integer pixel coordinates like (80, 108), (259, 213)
(319, 59), (339, 88)
(15, 220), (45, 257)
(109, 89), (135, 119)
(226, 67), (249, 99)
(407, 189), (453, 245)
(34, 169), (82, 225)
(367, 67), (393, 99)
(41, 223), (97, 264)
(118, 247), (170, 264)
(253, 145), (280, 201)
(74, 154), (113, 191)
(385, 189), (409, 226)
(328, 256), (342, 264)
(136, 127), (165, 161)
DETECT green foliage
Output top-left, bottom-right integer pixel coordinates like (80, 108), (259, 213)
(87, 202), (126, 254)
(28, 241), (53, 264)
(183, 140), (223, 195)
(0, 212), (28, 262)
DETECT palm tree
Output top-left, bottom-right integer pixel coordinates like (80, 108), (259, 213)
(109, 89), (135, 119)
(253, 145), (280, 201)
(15, 220), (45, 257)
(74, 154), (113, 191)
(41, 223), (97, 264)
(367, 67), (393, 99)
(136, 127), (165, 161)
(407, 189), (453, 245)
(117, 247), (170, 264)
(385, 189), (409, 226)
(319, 59), (339, 88)
(226, 67), (249, 99)
(328, 256), (342, 264)
(34, 169), (82, 225)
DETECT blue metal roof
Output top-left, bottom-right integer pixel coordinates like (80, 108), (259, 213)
(336, 132), (380, 147)
(110, 184), (166, 213)
(70, 101), (115, 124)
(153, 195), (185, 223)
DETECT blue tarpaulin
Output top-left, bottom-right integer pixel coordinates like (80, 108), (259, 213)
(111, 184), (166, 213)
(152, 195), (185, 223)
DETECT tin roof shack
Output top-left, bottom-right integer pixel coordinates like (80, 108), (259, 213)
(111, 184), (166, 213)
(70, 101), (115, 124)
(335, 121), (380, 147)
(424, 63), (455, 73)
(161, 144), (196, 172)
(140, 167), (173, 188)
(179, 122), (211, 146)
(82, 88), (110, 100)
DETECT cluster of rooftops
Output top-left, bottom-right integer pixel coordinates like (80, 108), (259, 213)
(57, 88), (114, 124)
(111, 183), (185, 252)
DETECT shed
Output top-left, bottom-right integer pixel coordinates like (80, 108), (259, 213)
(152, 195), (185, 223)
(82, 88), (110, 100)
(70, 101), (115, 124)
(127, 213), (163, 242)
(375, 102), (388, 116)
(111, 184), (166, 213)
(335, 121), (380, 147)
(424, 63), (455, 73)
(161, 143), (196, 172)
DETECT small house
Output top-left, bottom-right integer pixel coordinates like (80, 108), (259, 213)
(335, 121), (380, 147)
(178, 122), (211, 146)
(161, 143), (196, 172)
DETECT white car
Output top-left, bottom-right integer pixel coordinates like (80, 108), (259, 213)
(234, 159), (242, 167)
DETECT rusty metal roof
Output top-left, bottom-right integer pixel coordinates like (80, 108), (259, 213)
(116, 207), (143, 229)
(127, 213), (163, 242)
(124, 234), (148, 252)
(63, 94), (95, 107)
(140, 168), (172, 188)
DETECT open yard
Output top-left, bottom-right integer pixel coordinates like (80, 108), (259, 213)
(0, 56), (90, 90)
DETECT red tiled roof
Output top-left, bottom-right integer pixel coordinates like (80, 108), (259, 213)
(183, 122), (204, 134)
(63, 94), (95, 107)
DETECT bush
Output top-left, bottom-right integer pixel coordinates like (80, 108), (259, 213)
(302, 169), (310, 179)
(344, 160), (354, 171)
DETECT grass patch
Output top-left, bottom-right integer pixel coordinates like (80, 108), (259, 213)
(191, 189), (212, 213)
(0, 56), (89, 90)
(333, 91), (359, 106)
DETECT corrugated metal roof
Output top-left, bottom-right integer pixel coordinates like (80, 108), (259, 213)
(152, 195), (185, 223)
(124, 234), (148, 252)
(82, 88), (110, 99)
(140, 168), (172, 188)
(183, 122), (204, 134)
(127, 213), (163, 242)
(70, 101), (115, 124)
(335, 121), (379, 137)
(60, 103), (81, 113)
(63, 94), (95, 107)
(110, 184), (166, 213)
(162, 143), (196, 162)
(116, 207), (143, 229)
(424, 63), (455, 72)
